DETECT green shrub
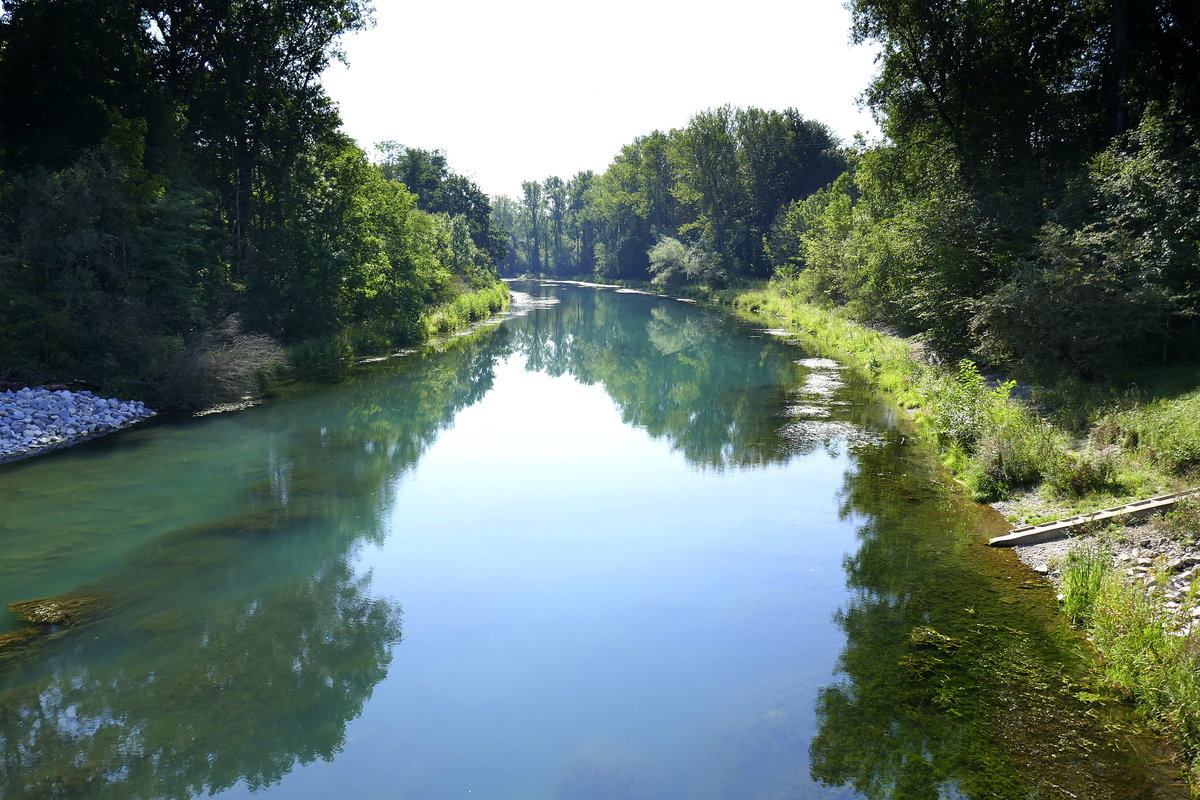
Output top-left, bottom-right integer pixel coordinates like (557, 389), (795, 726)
(1160, 497), (1200, 544)
(927, 360), (1023, 453)
(347, 324), (391, 357)
(1046, 450), (1122, 498)
(966, 415), (1060, 500)
(289, 334), (351, 383)
(421, 281), (510, 338)
(1089, 575), (1200, 757)
(1116, 393), (1200, 473)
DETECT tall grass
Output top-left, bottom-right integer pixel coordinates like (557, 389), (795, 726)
(421, 281), (510, 338)
(1057, 540), (1200, 768)
(735, 281), (1069, 501)
(732, 280), (1192, 507)
(1058, 542), (1113, 624)
(1088, 572), (1200, 768)
(1110, 393), (1200, 474)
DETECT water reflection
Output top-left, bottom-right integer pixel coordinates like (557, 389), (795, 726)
(507, 282), (878, 469)
(0, 283), (1186, 799)
(810, 430), (1186, 799)
(0, 327), (506, 798)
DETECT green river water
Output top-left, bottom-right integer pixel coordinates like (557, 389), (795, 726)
(0, 281), (1188, 799)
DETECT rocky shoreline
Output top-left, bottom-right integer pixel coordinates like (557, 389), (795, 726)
(1007, 509), (1200, 632)
(0, 386), (155, 464)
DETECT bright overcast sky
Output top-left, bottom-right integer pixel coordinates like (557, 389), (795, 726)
(321, 0), (882, 199)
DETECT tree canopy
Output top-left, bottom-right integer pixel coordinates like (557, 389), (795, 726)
(492, 106), (845, 282)
(0, 0), (505, 397)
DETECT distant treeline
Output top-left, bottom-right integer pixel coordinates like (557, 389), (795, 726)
(0, 0), (505, 397)
(502, 0), (1200, 378)
(492, 106), (846, 283)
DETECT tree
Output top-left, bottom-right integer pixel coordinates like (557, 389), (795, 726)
(520, 180), (546, 273)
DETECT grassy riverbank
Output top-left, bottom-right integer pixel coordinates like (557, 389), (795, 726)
(728, 277), (1200, 778)
(731, 279), (1196, 511)
(288, 280), (510, 385)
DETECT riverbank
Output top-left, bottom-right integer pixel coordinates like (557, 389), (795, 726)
(0, 387), (155, 464)
(0, 282), (512, 466)
(724, 277), (1200, 780)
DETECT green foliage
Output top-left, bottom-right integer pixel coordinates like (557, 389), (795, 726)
(962, 417), (1059, 502)
(1087, 573), (1200, 764)
(0, 0), (506, 400)
(376, 143), (506, 266)
(289, 334), (353, 384)
(493, 107), (845, 283)
(750, 3), (1200, 378)
(928, 361), (1007, 450)
(1159, 497), (1200, 544)
(733, 285), (1145, 503)
(1045, 450), (1123, 499)
(1112, 392), (1200, 474)
(646, 237), (724, 288)
(421, 281), (510, 338)
(1059, 543), (1112, 625)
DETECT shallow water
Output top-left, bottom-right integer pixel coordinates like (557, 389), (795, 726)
(0, 282), (1186, 799)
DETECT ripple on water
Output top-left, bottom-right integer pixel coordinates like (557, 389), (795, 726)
(795, 357), (843, 370)
(503, 291), (561, 320)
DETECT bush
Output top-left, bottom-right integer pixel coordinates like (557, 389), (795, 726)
(647, 236), (726, 287)
(289, 333), (352, 384)
(1089, 574), (1200, 758)
(1160, 497), (1200, 545)
(1115, 393), (1200, 473)
(156, 315), (286, 409)
(929, 360), (1001, 450)
(1046, 449), (1122, 498)
(421, 281), (509, 338)
(964, 415), (1060, 500)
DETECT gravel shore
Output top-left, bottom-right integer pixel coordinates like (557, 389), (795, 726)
(0, 386), (155, 464)
(1002, 502), (1200, 632)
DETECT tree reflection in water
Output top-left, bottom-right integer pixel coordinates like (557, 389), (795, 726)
(809, 429), (1186, 800)
(2, 283), (1184, 799)
(508, 283), (871, 470)
(0, 326), (506, 798)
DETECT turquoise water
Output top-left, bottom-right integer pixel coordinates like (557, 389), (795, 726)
(0, 282), (1185, 798)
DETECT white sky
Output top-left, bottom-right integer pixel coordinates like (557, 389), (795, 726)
(321, 0), (882, 199)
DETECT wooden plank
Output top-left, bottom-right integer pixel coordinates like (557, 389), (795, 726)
(988, 489), (1200, 547)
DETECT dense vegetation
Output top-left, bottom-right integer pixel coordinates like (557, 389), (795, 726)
(0, 0), (506, 406)
(492, 106), (846, 283)
(776, 0), (1200, 380)
(497, 2), (1198, 387)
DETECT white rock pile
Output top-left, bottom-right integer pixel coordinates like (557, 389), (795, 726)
(0, 387), (155, 462)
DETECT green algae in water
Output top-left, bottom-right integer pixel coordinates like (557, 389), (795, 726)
(8, 592), (107, 626)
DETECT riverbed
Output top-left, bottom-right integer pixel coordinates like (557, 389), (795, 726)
(0, 281), (1186, 799)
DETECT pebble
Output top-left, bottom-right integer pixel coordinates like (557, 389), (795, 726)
(0, 387), (155, 462)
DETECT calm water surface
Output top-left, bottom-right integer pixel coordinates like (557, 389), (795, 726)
(0, 282), (1186, 799)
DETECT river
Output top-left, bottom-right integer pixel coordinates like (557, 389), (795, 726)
(0, 281), (1186, 799)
